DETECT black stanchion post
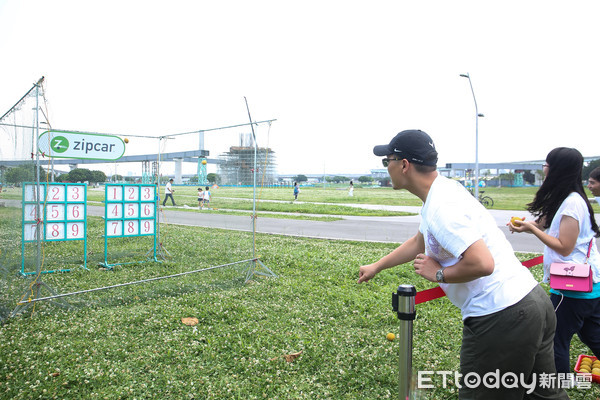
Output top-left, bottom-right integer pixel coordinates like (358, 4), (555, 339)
(392, 284), (416, 400)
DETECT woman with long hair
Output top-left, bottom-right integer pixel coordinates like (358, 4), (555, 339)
(510, 147), (600, 373)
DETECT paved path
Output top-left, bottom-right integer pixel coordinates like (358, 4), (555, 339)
(148, 203), (547, 253)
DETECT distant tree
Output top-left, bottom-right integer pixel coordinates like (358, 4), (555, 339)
(498, 172), (515, 181)
(207, 173), (219, 184)
(112, 174), (123, 182)
(516, 170), (536, 185)
(294, 174), (308, 183)
(332, 176), (348, 183)
(378, 177), (391, 187)
(66, 168), (93, 182)
(54, 173), (69, 182)
(358, 175), (373, 183)
(5, 165), (33, 185)
(91, 170), (107, 183)
(584, 159), (600, 180)
(522, 170), (535, 185)
(4, 165), (47, 185)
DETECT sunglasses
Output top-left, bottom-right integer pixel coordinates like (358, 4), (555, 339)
(382, 158), (402, 167)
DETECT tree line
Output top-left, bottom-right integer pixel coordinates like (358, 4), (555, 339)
(1, 166), (106, 185)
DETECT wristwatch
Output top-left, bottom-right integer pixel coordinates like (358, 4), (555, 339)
(436, 268), (446, 283)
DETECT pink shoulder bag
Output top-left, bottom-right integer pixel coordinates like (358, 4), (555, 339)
(549, 239), (595, 292)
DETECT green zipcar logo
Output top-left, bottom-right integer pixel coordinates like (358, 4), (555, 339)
(51, 136), (69, 153)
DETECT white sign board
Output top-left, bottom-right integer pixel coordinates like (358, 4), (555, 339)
(38, 130), (125, 161)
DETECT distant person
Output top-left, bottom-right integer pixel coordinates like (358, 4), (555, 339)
(348, 180), (354, 197)
(510, 148), (600, 375)
(359, 129), (568, 399)
(203, 186), (211, 208)
(588, 166), (600, 205)
(162, 178), (176, 206)
(197, 188), (204, 209)
(293, 182), (299, 201)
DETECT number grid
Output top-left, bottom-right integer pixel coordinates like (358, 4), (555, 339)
(21, 182), (88, 276)
(102, 183), (158, 269)
(104, 184), (156, 238)
(22, 182), (87, 243)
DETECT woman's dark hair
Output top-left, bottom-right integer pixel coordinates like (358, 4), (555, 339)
(528, 147), (599, 236)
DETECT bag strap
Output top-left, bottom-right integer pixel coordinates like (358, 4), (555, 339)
(585, 239), (594, 262)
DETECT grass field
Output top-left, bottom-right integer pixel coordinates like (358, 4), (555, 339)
(1, 185), (599, 399)
(2, 183), (598, 213)
(139, 184), (600, 212)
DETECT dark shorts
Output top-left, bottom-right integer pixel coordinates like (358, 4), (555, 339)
(459, 285), (568, 399)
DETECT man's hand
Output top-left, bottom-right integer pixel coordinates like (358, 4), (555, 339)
(413, 253), (442, 282)
(358, 263), (380, 284)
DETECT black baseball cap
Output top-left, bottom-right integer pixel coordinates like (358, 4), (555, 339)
(373, 129), (438, 166)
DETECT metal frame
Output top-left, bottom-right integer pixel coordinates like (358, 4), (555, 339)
(21, 182), (88, 275)
(460, 73), (484, 199)
(100, 183), (159, 269)
(6, 86), (277, 315)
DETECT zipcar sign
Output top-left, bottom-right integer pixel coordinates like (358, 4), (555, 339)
(38, 130), (125, 161)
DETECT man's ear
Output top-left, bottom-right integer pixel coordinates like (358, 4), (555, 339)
(401, 159), (410, 172)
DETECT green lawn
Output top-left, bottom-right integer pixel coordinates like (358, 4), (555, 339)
(1, 183), (599, 399)
(0, 204), (599, 399)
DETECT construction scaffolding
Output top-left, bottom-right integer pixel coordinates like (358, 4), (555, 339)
(141, 160), (159, 184)
(217, 133), (277, 186)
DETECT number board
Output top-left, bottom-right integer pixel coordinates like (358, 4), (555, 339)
(104, 184), (156, 238)
(22, 182), (87, 242)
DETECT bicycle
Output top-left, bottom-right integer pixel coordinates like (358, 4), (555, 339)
(468, 188), (494, 208)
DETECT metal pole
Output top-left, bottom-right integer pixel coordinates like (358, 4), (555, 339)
(242, 98), (277, 282)
(157, 139), (161, 240)
(17, 259), (253, 304)
(0, 77), (44, 122)
(244, 97), (258, 260)
(392, 284), (416, 400)
(34, 79), (43, 276)
(460, 73), (483, 200)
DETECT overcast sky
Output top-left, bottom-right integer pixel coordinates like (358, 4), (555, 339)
(1, 0), (599, 176)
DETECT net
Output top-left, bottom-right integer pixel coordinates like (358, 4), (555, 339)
(0, 78), (47, 321)
(1, 85), (276, 320)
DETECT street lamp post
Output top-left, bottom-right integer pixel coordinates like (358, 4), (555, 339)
(460, 73), (484, 200)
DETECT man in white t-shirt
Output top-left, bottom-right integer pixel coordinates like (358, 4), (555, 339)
(162, 178), (176, 206)
(358, 130), (568, 399)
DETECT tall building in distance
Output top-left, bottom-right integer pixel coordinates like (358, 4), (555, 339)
(218, 133), (277, 186)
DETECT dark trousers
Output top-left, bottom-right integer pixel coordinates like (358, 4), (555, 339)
(162, 193), (175, 206)
(460, 285), (569, 399)
(551, 293), (600, 373)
